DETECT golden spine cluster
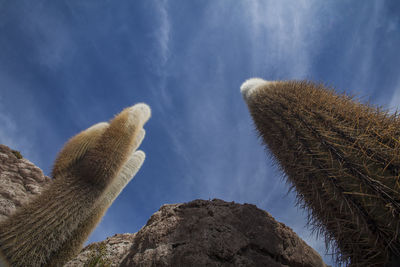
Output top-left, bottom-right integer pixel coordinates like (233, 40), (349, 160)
(0, 103), (150, 266)
(241, 79), (400, 266)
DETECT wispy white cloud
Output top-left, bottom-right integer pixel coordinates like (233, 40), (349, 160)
(242, 0), (321, 78)
(159, 1), (338, 264)
(154, 0), (170, 67)
(89, 0), (173, 244)
(59, 2), (395, 265)
(146, 0), (172, 111)
(341, 2), (385, 95)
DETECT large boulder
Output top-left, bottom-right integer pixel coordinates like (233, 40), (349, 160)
(120, 199), (327, 267)
(67, 199), (327, 267)
(0, 145), (327, 266)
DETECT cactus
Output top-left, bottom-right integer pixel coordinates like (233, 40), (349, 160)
(241, 79), (400, 266)
(0, 103), (150, 266)
(45, 142), (146, 267)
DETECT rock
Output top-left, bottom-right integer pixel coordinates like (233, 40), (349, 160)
(121, 199), (327, 267)
(0, 144), (51, 223)
(0, 146), (327, 266)
(68, 199), (327, 267)
(64, 233), (137, 267)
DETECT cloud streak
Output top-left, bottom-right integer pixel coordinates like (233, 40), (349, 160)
(155, 0), (170, 67)
(145, 0), (172, 112)
(243, 0), (322, 79)
(144, 5), (314, 253)
(2, 2), (399, 266)
(157, 1), (393, 263)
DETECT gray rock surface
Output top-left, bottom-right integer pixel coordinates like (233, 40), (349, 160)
(65, 233), (137, 267)
(120, 199), (327, 267)
(0, 144), (51, 223)
(66, 199), (328, 267)
(0, 145), (327, 266)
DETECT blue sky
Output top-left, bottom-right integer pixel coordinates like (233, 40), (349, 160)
(1, 1), (400, 265)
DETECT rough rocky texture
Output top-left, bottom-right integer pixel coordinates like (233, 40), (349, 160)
(0, 145), (327, 266)
(65, 233), (136, 267)
(0, 144), (51, 223)
(120, 199), (327, 267)
(67, 199), (327, 267)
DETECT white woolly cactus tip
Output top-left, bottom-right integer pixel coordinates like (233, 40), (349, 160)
(128, 103), (151, 124)
(240, 78), (276, 101)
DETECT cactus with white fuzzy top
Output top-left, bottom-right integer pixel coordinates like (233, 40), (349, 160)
(0, 104), (150, 267)
(241, 78), (400, 266)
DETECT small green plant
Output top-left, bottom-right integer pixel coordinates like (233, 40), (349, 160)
(11, 150), (22, 159)
(84, 243), (111, 267)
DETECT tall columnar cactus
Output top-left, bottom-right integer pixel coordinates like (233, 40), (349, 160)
(0, 103), (150, 266)
(241, 79), (400, 266)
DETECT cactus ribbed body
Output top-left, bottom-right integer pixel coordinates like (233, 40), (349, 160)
(0, 176), (103, 266)
(242, 80), (400, 266)
(0, 103), (150, 266)
(45, 150), (145, 267)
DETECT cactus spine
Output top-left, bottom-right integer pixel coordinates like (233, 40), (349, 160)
(0, 103), (150, 266)
(46, 150), (145, 266)
(241, 79), (400, 266)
